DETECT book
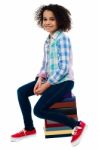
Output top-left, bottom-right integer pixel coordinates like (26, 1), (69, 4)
(45, 115), (78, 128)
(44, 95), (78, 138)
(50, 101), (76, 109)
(45, 129), (73, 138)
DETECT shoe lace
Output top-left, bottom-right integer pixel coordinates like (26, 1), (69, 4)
(73, 126), (82, 135)
(18, 129), (26, 134)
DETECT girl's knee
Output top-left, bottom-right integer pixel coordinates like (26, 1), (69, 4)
(33, 105), (43, 118)
(17, 86), (23, 95)
(17, 85), (26, 95)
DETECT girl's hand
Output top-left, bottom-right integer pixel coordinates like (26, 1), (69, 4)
(35, 81), (51, 95)
(33, 77), (42, 95)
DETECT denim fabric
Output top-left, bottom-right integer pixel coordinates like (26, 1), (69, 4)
(17, 78), (79, 130)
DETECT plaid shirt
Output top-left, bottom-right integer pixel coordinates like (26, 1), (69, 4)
(37, 31), (74, 85)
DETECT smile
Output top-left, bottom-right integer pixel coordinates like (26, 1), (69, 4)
(45, 26), (52, 28)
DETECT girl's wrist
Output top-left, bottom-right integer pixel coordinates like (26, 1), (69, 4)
(44, 81), (51, 88)
(38, 76), (43, 80)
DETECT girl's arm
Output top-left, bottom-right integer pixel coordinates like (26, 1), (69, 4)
(36, 48), (47, 79)
(48, 36), (72, 85)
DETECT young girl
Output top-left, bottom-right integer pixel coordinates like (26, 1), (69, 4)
(11, 4), (87, 146)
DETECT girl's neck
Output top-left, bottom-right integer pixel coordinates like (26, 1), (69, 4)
(49, 30), (58, 36)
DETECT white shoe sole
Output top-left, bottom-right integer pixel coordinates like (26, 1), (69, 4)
(71, 125), (88, 146)
(11, 134), (36, 142)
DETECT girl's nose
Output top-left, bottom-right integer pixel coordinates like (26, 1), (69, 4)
(46, 20), (50, 25)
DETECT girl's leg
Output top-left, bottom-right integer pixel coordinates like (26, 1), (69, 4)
(33, 81), (79, 129)
(17, 80), (37, 130)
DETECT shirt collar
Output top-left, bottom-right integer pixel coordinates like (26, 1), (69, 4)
(46, 30), (62, 44)
(50, 31), (61, 40)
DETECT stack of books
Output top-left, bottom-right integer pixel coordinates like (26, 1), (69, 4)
(44, 94), (78, 138)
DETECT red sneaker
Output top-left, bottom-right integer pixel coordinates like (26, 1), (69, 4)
(71, 121), (87, 146)
(11, 129), (36, 142)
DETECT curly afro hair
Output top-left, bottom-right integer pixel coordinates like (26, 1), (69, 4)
(35, 4), (72, 32)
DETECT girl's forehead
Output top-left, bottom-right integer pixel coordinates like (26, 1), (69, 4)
(43, 10), (55, 17)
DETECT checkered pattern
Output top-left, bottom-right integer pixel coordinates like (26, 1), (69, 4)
(37, 31), (74, 85)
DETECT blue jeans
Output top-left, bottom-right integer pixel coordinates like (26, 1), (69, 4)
(17, 78), (79, 130)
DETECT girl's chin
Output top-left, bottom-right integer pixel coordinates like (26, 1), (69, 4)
(45, 29), (54, 33)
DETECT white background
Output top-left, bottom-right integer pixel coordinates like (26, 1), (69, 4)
(0, 0), (99, 149)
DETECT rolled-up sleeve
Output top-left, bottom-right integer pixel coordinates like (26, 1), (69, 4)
(48, 36), (71, 84)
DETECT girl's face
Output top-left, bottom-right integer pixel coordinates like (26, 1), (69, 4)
(42, 10), (58, 34)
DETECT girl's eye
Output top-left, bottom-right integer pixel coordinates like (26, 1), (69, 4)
(50, 18), (55, 21)
(43, 18), (47, 21)
(43, 18), (55, 21)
